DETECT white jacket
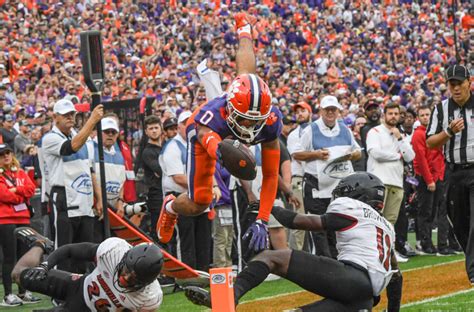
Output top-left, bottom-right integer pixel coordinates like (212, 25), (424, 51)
(366, 124), (415, 188)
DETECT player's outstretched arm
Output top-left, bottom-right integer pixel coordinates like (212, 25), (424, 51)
(272, 206), (324, 231)
(234, 13), (256, 75)
(46, 242), (99, 270)
(258, 139), (280, 221)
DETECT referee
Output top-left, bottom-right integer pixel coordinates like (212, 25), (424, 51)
(426, 64), (473, 284)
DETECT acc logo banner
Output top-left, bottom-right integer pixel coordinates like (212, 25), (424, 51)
(71, 173), (93, 195)
(106, 181), (121, 196)
(211, 273), (226, 284)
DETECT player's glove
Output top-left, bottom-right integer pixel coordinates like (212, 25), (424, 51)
(243, 219), (269, 253)
(24, 262), (49, 281)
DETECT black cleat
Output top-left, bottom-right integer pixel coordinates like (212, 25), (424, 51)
(437, 248), (456, 256)
(184, 286), (212, 308)
(15, 227), (54, 254)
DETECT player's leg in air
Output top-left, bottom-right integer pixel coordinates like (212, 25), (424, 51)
(156, 12), (259, 244)
(11, 227), (85, 308)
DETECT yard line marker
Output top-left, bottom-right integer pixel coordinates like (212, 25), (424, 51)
(240, 290), (305, 304)
(402, 259), (463, 273)
(401, 288), (474, 308)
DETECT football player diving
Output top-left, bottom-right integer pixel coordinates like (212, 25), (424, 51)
(185, 172), (403, 311)
(156, 13), (281, 254)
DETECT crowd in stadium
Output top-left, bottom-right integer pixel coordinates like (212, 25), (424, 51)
(0, 0), (473, 309)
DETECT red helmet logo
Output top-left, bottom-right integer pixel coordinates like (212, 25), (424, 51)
(227, 74), (272, 117)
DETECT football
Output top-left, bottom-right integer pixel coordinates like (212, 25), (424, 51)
(218, 139), (257, 180)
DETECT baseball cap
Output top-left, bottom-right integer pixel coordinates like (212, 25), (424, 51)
(364, 100), (379, 110)
(163, 117), (178, 130)
(3, 114), (13, 122)
(101, 117), (119, 132)
(0, 144), (12, 154)
(320, 96), (343, 110)
(292, 101), (312, 113)
(178, 111), (192, 124)
(445, 65), (470, 82)
(19, 120), (29, 127)
(53, 99), (76, 115)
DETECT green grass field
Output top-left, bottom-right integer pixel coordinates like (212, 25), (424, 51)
(0, 233), (469, 311)
(402, 289), (474, 311)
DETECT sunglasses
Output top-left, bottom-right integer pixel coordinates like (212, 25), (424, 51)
(0, 150), (11, 157)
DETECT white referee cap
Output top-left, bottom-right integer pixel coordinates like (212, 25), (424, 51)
(101, 117), (119, 132)
(53, 99), (76, 115)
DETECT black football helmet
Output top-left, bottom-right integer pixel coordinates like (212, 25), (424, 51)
(332, 172), (385, 210)
(114, 243), (164, 293)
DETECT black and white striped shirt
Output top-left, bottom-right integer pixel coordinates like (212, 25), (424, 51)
(426, 93), (474, 164)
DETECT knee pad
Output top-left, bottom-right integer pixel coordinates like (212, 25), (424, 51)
(20, 268), (50, 294)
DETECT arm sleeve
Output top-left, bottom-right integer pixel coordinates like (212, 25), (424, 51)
(397, 138), (415, 162)
(59, 140), (75, 156)
(200, 130), (222, 160)
(321, 213), (357, 231)
(366, 129), (401, 162)
(299, 127), (313, 152)
(258, 146), (280, 222)
(46, 242), (99, 270)
(271, 206), (297, 229)
(142, 147), (162, 177)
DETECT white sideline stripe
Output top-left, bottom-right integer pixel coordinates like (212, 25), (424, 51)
(401, 288), (474, 308)
(238, 259), (465, 305)
(403, 259), (463, 272)
(240, 290), (305, 304)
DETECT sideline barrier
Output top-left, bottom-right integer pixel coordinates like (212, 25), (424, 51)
(210, 267), (235, 312)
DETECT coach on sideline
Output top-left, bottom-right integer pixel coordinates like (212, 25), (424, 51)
(293, 96), (361, 258)
(40, 99), (104, 272)
(426, 64), (474, 284)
